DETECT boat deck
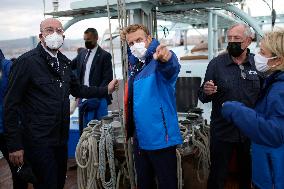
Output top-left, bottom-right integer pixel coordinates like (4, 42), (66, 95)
(0, 158), (78, 189)
(0, 156), (239, 189)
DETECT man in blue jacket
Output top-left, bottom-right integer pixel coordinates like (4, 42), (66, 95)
(122, 24), (182, 189)
(0, 49), (27, 188)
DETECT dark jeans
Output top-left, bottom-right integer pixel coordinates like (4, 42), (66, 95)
(0, 133), (28, 189)
(133, 143), (178, 189)
(207, 138), (251, 189)
(25, 145), (68, 189)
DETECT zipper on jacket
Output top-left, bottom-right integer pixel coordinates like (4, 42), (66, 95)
(160, 106), (169, 143)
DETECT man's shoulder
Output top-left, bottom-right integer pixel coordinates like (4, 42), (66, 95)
(58, 51), (71, 64)
(98, 46), (111, 56)
(16, 48), (39, 64)
(209, 53), (230, 66)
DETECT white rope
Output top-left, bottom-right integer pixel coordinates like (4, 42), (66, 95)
(116, 0), (136, 188)
(99, 123), (116, 189)
(76, 124), (100, 189)
(176, 149), (183, 189)
(191, 124), (210, 183)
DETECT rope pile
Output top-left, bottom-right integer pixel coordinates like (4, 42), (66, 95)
(191, 123), (210, 183)
(75, 121), (101, 189)
(99, 123), (116, 189)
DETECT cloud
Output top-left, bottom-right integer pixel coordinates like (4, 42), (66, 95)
(0, 8), (43, 40)
(0, 0), (43, 10)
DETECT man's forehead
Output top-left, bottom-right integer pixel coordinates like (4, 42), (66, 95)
(84, 33), (94, 39)
(41, 19), (62, 29)
(126, 30), (146, 39)
(228, 26), (245, 34)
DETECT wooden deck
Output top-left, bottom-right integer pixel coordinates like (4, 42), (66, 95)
(0, 156), (239, 189)
(0, 158), (78, 189)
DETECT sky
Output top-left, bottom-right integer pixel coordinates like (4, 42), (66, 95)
(0, 0), (284, 41)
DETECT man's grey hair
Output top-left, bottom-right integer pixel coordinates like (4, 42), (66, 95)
(228, 23), (253, 38)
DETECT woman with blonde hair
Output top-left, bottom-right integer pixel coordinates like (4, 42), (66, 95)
(222, 30), (284, 189)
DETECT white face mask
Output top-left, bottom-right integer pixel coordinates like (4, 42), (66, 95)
(254, 53), (277, 72)
(44, 32), (64, 50)
(130, 42), (147, 60)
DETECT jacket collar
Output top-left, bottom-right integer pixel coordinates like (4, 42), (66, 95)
(37, 42), (69, 64)
(225, 48), (254, 66)
(128, 38), (160, 66)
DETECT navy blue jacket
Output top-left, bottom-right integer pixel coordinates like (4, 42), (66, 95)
(0, 49), (12, 133)
(198, 51), (260, 142)
(4, 43), (108, 152)
(222, 71), (284, 189)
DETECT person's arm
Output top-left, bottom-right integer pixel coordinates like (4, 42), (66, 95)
(4, 58), (30, 153)
(70, 72), (118, 98)
(100, 53), (113, 87)
(157, 50), (180, 81)
(222, 92), (284, 147)
(2, 59), (12, 94)
(198, 60), (216, 103)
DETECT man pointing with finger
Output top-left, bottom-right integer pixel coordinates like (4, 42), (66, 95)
(121, 24), (182, 189)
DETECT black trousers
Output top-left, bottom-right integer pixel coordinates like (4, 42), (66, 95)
(133, 143), (178, 189)
(0, 133), (28, 189)
(25, 145), (68, 189)
(207, 138), (251, 189)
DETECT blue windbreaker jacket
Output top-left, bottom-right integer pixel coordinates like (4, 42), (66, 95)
(222, 71), (284, 189)
(128, 39), (182, 150)
(0, 49), (12, 133)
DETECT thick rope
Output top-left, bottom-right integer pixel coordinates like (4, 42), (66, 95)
(99, 123), (116, 189)
(191, 124), (210, 183)
(176, 149), (183, 189)
(76, 124), (100, 189)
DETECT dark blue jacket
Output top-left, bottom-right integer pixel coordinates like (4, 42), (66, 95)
(198, 51), (260, 142)
(128, 39), (182, 150)
(222, 71), (284, 189)
(0, 49), (12, 133)
(4, 43), (108, 152)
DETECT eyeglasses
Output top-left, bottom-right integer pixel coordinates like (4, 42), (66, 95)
(42, 27), (64, 34)
(239, 64), (246, 79)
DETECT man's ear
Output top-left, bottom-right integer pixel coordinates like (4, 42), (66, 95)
(63, 35), (65, 40)
(39, 33), (43, 39)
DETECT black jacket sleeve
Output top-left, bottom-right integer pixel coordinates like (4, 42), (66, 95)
(100, 52), (113, 87)
(4, 58), (30, 152)
(70, 72), (108, 98)
(198, 59), (216, 103)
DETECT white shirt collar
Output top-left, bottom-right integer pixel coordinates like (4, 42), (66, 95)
(88, 45), (98, 54)
(41, 42), (58, 58)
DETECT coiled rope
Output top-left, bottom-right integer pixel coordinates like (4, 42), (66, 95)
(98, 123), (116, 189)
(75, 122), (101, 189)
(191, 123), (210, 183)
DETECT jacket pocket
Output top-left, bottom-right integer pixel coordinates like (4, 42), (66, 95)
(29, 114), (57, 140)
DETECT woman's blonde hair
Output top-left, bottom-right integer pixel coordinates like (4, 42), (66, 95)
(262, 29), (284, 71)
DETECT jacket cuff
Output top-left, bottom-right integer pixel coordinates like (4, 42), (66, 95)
(221, 101), (244, 121)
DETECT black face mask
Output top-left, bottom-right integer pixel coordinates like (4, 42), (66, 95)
(85, 41), (95, 49)
(227, 42), (245, 57)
